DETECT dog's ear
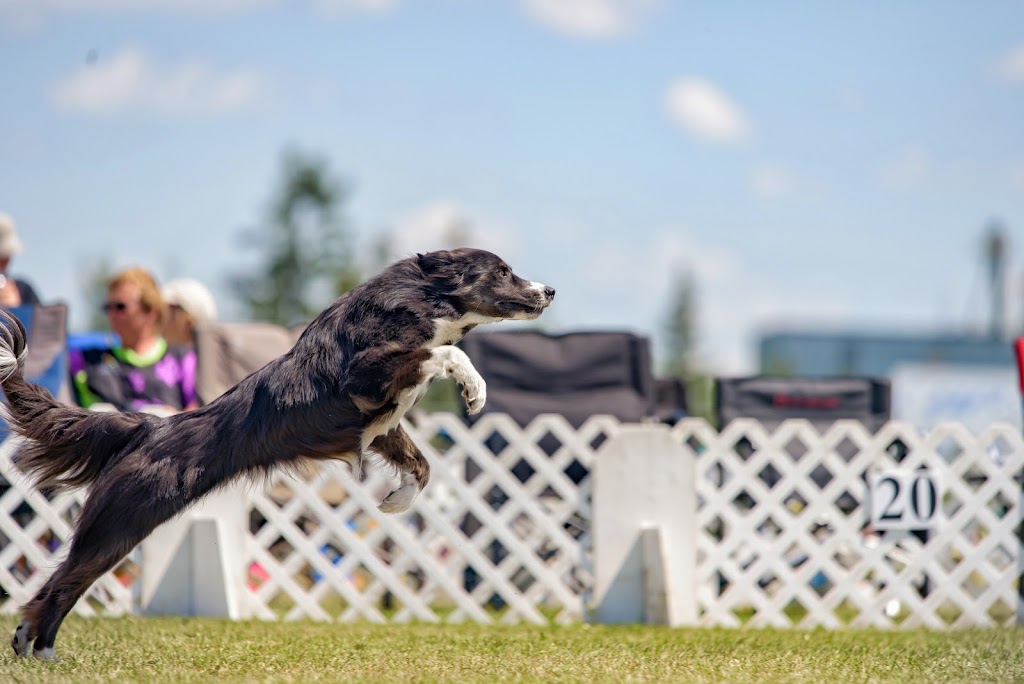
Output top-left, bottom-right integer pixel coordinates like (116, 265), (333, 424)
(417, 251), (447, 275)
(417, 251), (464, 287)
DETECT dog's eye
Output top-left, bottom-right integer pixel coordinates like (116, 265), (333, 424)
(497, 267), (510, 279)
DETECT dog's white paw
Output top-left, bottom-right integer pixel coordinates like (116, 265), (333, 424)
(378, 475), (420, 514)
(438, 346), (486, 416)
(11, 620), (31, 658)
(33, 647), (60, 662)
(461, 374), (487, 416)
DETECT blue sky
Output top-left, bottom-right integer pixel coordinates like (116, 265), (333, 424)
(2, 0), (1023, 373)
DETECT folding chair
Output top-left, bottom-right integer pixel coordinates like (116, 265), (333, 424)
(193, 320), (304, 404)
(0, 303), (71, 436)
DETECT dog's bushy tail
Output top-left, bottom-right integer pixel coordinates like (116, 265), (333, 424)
(0, 308), (146, 491)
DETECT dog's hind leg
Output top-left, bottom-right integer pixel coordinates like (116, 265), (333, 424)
(16, 476), (177, 661)
(15, 539), (132, 661)
(371, 426), (429, 514)
(10, 619), (32, 657)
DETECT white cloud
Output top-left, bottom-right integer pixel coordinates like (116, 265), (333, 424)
(0, 0), (264, 9)
(50, 48), (267, 117)
(384, 200), (520, 262)
(993, 43), (1024, 84)
(520, 0), (663, 39)
(0, 0), (268, 28)
(664, 78), (751, 144)
(313, 0), (399, 15)
(0, 0), (398, 27)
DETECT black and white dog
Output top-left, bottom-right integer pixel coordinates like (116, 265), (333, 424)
(0, 248), (554, 661)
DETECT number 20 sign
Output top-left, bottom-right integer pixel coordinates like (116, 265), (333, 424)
(869, 470), (942, 530)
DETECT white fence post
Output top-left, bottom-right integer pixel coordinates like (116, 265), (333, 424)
(591, 424), (697, 626)
(139, 483), (250, 619)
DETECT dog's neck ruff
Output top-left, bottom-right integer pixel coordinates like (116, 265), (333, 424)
(429, 312), (497, 348)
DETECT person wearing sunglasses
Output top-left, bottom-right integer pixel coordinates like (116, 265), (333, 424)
(69, 267), (198, 414)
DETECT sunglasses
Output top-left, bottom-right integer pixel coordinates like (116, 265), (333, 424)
(102, 301), (131, 313)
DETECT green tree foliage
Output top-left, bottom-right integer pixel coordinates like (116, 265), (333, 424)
(664, 269), (697, 380)
(233, 147), (360, 326)
(662, 267), (714, 422)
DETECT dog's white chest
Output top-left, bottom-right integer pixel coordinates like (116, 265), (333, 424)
(429, 313), (495, 347)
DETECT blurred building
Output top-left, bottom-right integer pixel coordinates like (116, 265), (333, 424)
(759, 330), (1013, 377)
(758, 330), (1021, 432)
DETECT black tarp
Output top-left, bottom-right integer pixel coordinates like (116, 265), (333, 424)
(458, 330), (658, 427)
(715, 375), (891, 432)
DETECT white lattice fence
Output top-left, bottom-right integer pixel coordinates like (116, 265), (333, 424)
(0, 416), (1021, 629)
(243, 413), (618, 624)
(683, 418), (1024, 629)
(0, 436), (135, 617)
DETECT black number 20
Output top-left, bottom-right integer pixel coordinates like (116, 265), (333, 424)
(877, 473), (937, 524)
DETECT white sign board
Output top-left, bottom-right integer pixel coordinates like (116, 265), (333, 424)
(890, 363), (1021, 434)
(869, 470), (941, 530)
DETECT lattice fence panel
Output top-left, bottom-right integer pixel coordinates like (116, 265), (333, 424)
(684, 418), (1024, 629)
(242, 413), (617, 624)
(0, 436), (136, 617)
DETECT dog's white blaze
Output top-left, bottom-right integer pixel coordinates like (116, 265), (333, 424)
(529, 281), (548, 293)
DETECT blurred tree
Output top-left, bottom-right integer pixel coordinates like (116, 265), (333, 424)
(664, 269), (697, 380)
(232, 147), (360, 326)
(662, 267), (714, 422)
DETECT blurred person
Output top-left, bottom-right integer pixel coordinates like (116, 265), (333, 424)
(0, 212), (41, 307)
(69, 267), (198, 413)
(162, 277), (218, 346)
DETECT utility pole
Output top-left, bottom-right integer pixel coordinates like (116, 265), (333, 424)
(985, 221), (1008, 340)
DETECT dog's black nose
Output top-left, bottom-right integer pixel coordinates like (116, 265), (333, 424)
(544, 286), (556, 300)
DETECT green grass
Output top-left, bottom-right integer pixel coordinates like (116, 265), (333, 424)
(1, 616), (1023, 683)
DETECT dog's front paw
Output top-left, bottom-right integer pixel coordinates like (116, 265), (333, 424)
(378, 475), (420, 514)
(462, 375), (486, 416)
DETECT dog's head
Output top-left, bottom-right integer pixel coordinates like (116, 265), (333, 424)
(418, 248), (555, 322)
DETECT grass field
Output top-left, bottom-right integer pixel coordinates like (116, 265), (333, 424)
(1, 616), (1022, 683)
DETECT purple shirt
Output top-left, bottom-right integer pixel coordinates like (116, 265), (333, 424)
(70, 337), (197, 411)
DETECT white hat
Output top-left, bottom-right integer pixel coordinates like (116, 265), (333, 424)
(163, 278), (218, 324)
(0, 213), (25, 257)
